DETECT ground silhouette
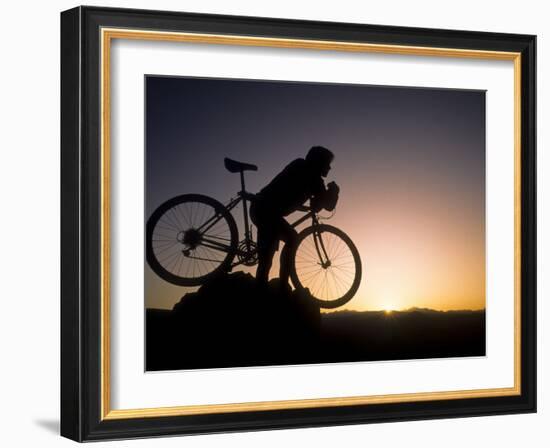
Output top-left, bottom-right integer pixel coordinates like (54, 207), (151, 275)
(146, 272), (321, 370)
(146, 272), (485, 371)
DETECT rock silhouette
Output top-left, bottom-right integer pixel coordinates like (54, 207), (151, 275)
(146, 272), (322, 370)
(146, 273), (485, 371)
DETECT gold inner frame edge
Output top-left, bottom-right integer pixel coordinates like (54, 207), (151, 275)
(100, 27), (522, 421)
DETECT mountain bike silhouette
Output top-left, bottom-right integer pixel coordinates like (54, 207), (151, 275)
(146, 158), (362, 309)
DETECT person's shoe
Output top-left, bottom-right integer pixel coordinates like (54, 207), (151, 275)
(277, 280), (293, 296)
(267, 278), (292, 296)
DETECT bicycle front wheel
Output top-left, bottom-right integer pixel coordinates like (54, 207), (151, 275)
(289, 224), (362, 309)
(146, 194), (238, 286)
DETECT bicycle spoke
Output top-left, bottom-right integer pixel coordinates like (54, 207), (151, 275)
(167, 209), (183, 230)
(158, 217), (179, 231)
(170, 251), (181, 273)
(200, 247), (219, 269)
(169, 207), (181, 231)
(176, 204), (192, 228)
(158, 250), (180, 267)
(174, 204), (188, 228)
(332, 265), (355, 277)
(308, 270), (323, 298)
(330, 269), (345, 297)
(176, 250), (185, 275)
(296, 267), (323, 276)
(154, 241), (180, 257)
(299, 268), (323, 283)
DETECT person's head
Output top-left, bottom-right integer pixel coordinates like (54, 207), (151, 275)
(306, 146), (334, 177)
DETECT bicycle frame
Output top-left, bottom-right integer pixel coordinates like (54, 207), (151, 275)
(194, 186), (330, 269)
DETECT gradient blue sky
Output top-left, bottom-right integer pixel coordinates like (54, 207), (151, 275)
(145, 76), (486, 312)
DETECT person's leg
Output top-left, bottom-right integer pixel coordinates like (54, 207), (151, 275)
(256, 236), (277, 287)
(250, 201), (270, 286)
(252, 208), (278, 286)
(278, 220), (298, 286)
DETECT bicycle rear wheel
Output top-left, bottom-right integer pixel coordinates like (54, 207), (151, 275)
(146, 194), (238, 286)
(289, 224), (362, 309)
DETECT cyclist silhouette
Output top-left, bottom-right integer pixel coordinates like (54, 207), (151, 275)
(147, 144), (361, 307)
(250, 146), (340, 289)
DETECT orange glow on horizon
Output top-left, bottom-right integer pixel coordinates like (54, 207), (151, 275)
(145, 171), (486, 313)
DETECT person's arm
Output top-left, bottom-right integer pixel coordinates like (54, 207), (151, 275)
(310, 178), (328, 212)
(311, 180), (340, 212)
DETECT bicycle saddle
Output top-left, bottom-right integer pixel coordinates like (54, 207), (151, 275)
(224, 158), (258, 173)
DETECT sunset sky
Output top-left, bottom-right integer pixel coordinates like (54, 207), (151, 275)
(145, 76), (485, 312)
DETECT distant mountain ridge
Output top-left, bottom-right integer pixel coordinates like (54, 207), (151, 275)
(324, 307), (485, 316)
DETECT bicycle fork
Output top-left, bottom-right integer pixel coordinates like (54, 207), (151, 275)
(313, 229), (331, 268)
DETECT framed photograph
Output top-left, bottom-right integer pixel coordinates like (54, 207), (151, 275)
(60, 6), (536, 442)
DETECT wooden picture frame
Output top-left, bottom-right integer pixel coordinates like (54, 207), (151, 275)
(61, 6), (536, 441)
